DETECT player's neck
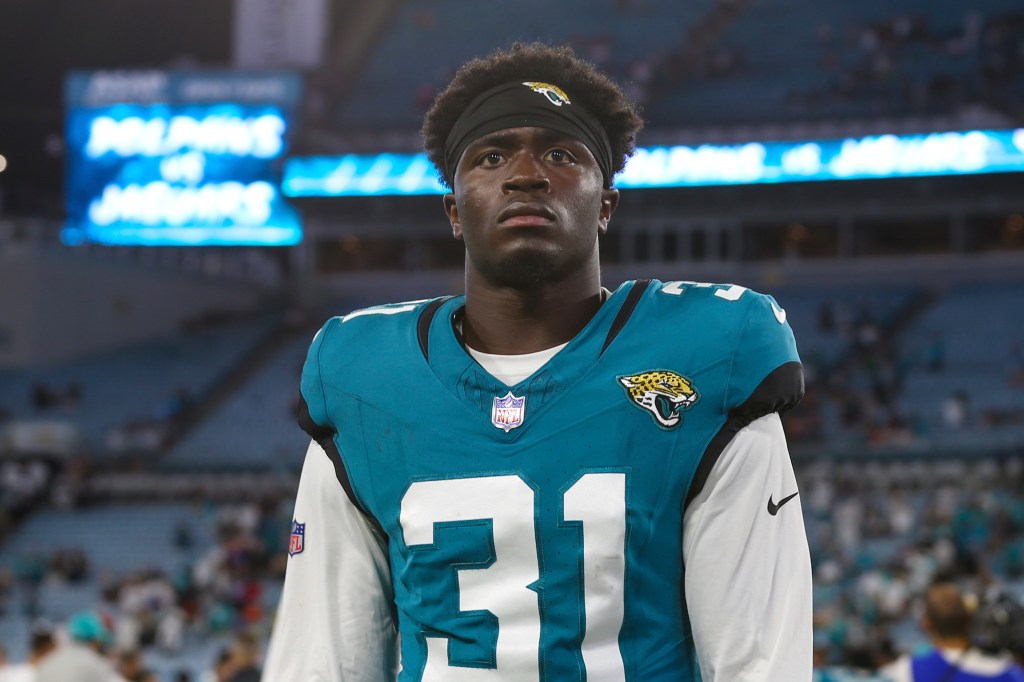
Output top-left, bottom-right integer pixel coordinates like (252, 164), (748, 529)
(461, 271), (605, 355)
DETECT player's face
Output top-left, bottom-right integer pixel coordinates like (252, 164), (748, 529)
(444, 126), (618, 289)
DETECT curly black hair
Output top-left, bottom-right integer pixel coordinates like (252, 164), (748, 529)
(422, 42), (644, 190)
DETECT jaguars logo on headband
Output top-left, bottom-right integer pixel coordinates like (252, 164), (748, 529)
(522, 82), (571, 107)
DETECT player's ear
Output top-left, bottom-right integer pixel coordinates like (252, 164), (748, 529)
(443, 193), (462, 240)
(598, 188), (619, 236)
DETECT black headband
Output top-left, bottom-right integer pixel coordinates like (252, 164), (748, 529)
(443, 81), (614, 186)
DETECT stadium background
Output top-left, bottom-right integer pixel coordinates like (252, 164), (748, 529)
(0, 0), (1022, 679)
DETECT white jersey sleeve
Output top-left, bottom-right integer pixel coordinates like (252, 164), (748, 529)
(683, 413), (813, 681)
(262, 440), (398, 682)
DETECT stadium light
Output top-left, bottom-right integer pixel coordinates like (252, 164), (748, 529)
(0, 154), (7, 173)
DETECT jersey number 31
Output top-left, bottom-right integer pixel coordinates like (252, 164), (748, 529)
(400, 473), (627, 680)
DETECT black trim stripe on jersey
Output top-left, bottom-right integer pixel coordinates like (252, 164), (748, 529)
(297, 395), (388, 538)
(683, 361), (805, 510)
(417, 296), (452, 361)
(600, 279), (652, 356)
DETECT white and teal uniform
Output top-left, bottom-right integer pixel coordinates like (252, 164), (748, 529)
(263, 279), (813, 681)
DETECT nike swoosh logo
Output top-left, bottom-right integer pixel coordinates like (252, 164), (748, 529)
(767, 492), (799, 516)
(769, 299), (787, 324)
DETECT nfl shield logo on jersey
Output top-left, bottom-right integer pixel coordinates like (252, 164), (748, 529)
(492, 391), (527, 432)
(289, 520), (305, 557)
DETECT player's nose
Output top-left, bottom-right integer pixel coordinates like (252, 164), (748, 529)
(502, 152), (550, 194)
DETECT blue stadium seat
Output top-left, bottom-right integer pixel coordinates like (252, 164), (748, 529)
(0, 313), (280, 455)
(161, 333), (312, 471)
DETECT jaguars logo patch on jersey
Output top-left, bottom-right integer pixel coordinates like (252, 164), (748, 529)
(619, 370), (699, 430)
(522, 81), (571, 106)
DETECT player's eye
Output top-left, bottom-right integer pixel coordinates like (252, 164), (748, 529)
(544, 148), (575, 164)
(477, 151), (505, 167)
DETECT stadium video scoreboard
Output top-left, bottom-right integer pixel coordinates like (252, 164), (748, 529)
(63, 71), (303, 247)
(283, 129), (1024, 197)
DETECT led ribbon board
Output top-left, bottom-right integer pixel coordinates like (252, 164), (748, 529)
(64, 71), (303, 246)
(282, 129), (1024, 197)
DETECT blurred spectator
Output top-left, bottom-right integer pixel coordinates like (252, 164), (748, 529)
(165, 388), (193, 421)
(972, 593), (1024, 666)
(806, 455), (1024, 667)
(173, 520), (195, 551)
(0, 496), (289, 673)
(30, 384), (58, 412)
(777, 8), (1024, 119)
(30, 383), (82, 412)
(156, 605), (186, 652)
(942, 391), (970, 429)
(114, 650), (144, 682)
(224, 633), (261, 682)
(104, 420), (165, 457)
(36, 611), (124, 682)
(49, 548), (89, 583)
(854, 306), (881, 350)
(113, 649), (159, 682)
(878, 582), (1024, 681)
(202, 648), (232, 682)
(0, 619), (57, 681)
(2, 461), (50, 515)
(0, 569), (11, 617)
(114, 571), (176, 651)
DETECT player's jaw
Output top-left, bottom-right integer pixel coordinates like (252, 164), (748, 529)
(467, 206), (594, 290)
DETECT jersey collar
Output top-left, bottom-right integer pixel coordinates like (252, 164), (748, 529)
(423, 282), (637, 433)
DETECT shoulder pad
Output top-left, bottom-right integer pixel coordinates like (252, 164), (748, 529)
(299, 298), (444, 435)
(727, 290), (803, 418)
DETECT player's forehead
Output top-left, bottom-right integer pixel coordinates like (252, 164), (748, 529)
(462, 126), (595, 156)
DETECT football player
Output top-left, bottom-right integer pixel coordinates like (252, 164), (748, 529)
(263, 42), (812, 681)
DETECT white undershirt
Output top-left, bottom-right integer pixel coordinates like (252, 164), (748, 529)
(465, 343), (568, 386)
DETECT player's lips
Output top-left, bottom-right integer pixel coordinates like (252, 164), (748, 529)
(497, 203), (556, 226)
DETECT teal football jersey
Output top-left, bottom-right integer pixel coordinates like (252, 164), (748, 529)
(298, 279), (803, 681)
